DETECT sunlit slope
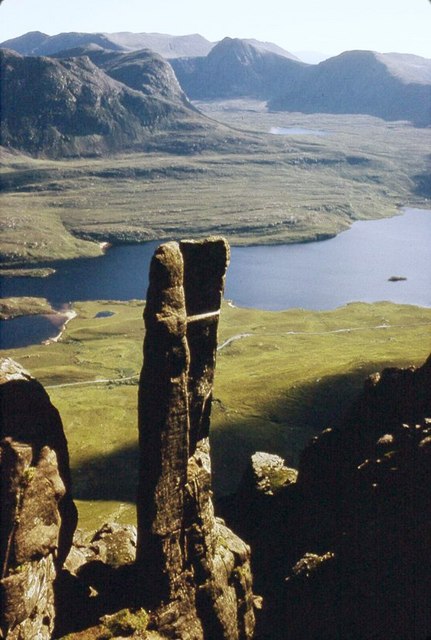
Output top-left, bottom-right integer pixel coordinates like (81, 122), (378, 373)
(1, 112), (430, 265)
(2, 299), (430, 529)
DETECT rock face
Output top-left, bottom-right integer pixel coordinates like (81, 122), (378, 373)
(0, 238), (255, 639)
(137, 237), (255, 639)
(224, 354), (431, 640)
(0, 359), (77, 640)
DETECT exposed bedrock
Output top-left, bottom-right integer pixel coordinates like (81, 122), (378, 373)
(137, 237), (256, 640)
(223, 354), (431, 640)
(0, 358), (77, 640)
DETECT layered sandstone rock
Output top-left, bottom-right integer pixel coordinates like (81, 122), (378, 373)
(0, 359), (77, 640)
(137, 237), (255, 640)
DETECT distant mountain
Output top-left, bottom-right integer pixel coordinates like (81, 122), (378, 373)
(0, 31), (214, 59)
(242, 39), (300, 60)
(101, 32), (214, 59)
(171, 37), (307, 100)
(0, 31), (50, 54)
(2, 32), (429, 129)
(172, 40), (430, 125)
(269, 50), (431, 126)
(0, 31), (126, 55)
(0, 48), (235, 157)
(0, 30), (297, 61)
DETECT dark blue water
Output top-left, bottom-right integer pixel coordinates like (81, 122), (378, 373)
(226, 208), (431, 310)
(0, 314), (64, 349)
(1, 207), (430, 348)
(0, 241), (160, 305)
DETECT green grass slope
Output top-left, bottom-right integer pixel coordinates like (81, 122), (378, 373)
(1, 298), (430, 530)
(1, 112), (429, 266)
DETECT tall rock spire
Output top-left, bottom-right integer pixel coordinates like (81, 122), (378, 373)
(137, 237), (255, 639)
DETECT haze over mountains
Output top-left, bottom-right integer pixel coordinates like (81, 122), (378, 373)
(0, 30), (298, 60)
(1, 30), (430, 157)
(172, 38), (431, 125)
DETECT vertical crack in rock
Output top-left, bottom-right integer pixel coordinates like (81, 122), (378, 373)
(137, 237), (255, 640)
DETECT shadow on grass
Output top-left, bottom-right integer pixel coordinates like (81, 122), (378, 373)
(69, 361), (394, 502)
(211, 361), (396, 495)
(71, 443), (139, 503)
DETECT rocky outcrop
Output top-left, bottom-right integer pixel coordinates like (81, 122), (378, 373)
(137, 237), (255, 639)
(224, 355), (431, 640)
(298, 353), (431, 497)
(242, 452), (297, 498)
(0, 359), (77, 640)
(0, 237), (256, 639)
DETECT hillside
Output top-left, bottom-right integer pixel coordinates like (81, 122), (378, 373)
(242, 38), (299, 60)
(171, 37), (307, 100)
(0, 48), (239, 157)
(269, 50), (431, 125)
(173, 42), (430, 125)
(51, 46), (195, 102)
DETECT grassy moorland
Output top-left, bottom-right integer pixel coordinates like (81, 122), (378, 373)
(1, 298), (430, 531)
(0, 296), (55, 319)
(1, 108), (430, 267)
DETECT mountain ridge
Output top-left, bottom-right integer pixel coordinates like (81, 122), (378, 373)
(0, 47), (244, 157)
(269, 49), (431, 125)
(171, 37), (307, 100)
(0, 29), (297, 60)
(172, 39), (431, 125)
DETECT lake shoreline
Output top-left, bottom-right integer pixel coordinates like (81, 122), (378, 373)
(0, 207), (429, 349)
(0, 204), (429, 277)
(42, 309), (77, 345)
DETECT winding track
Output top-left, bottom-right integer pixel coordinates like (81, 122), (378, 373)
(45, 320), (431, 389)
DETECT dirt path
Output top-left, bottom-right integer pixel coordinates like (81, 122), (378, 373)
(46, 375), (138, 389)
(219, 321), (431, 344)
(46, 321), (431, 389)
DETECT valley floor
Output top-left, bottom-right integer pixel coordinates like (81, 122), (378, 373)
(1, 298), (430, 530)
(1, 109), (430, 267)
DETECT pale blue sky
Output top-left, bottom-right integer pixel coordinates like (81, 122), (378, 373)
(0, 0), (430, 58)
